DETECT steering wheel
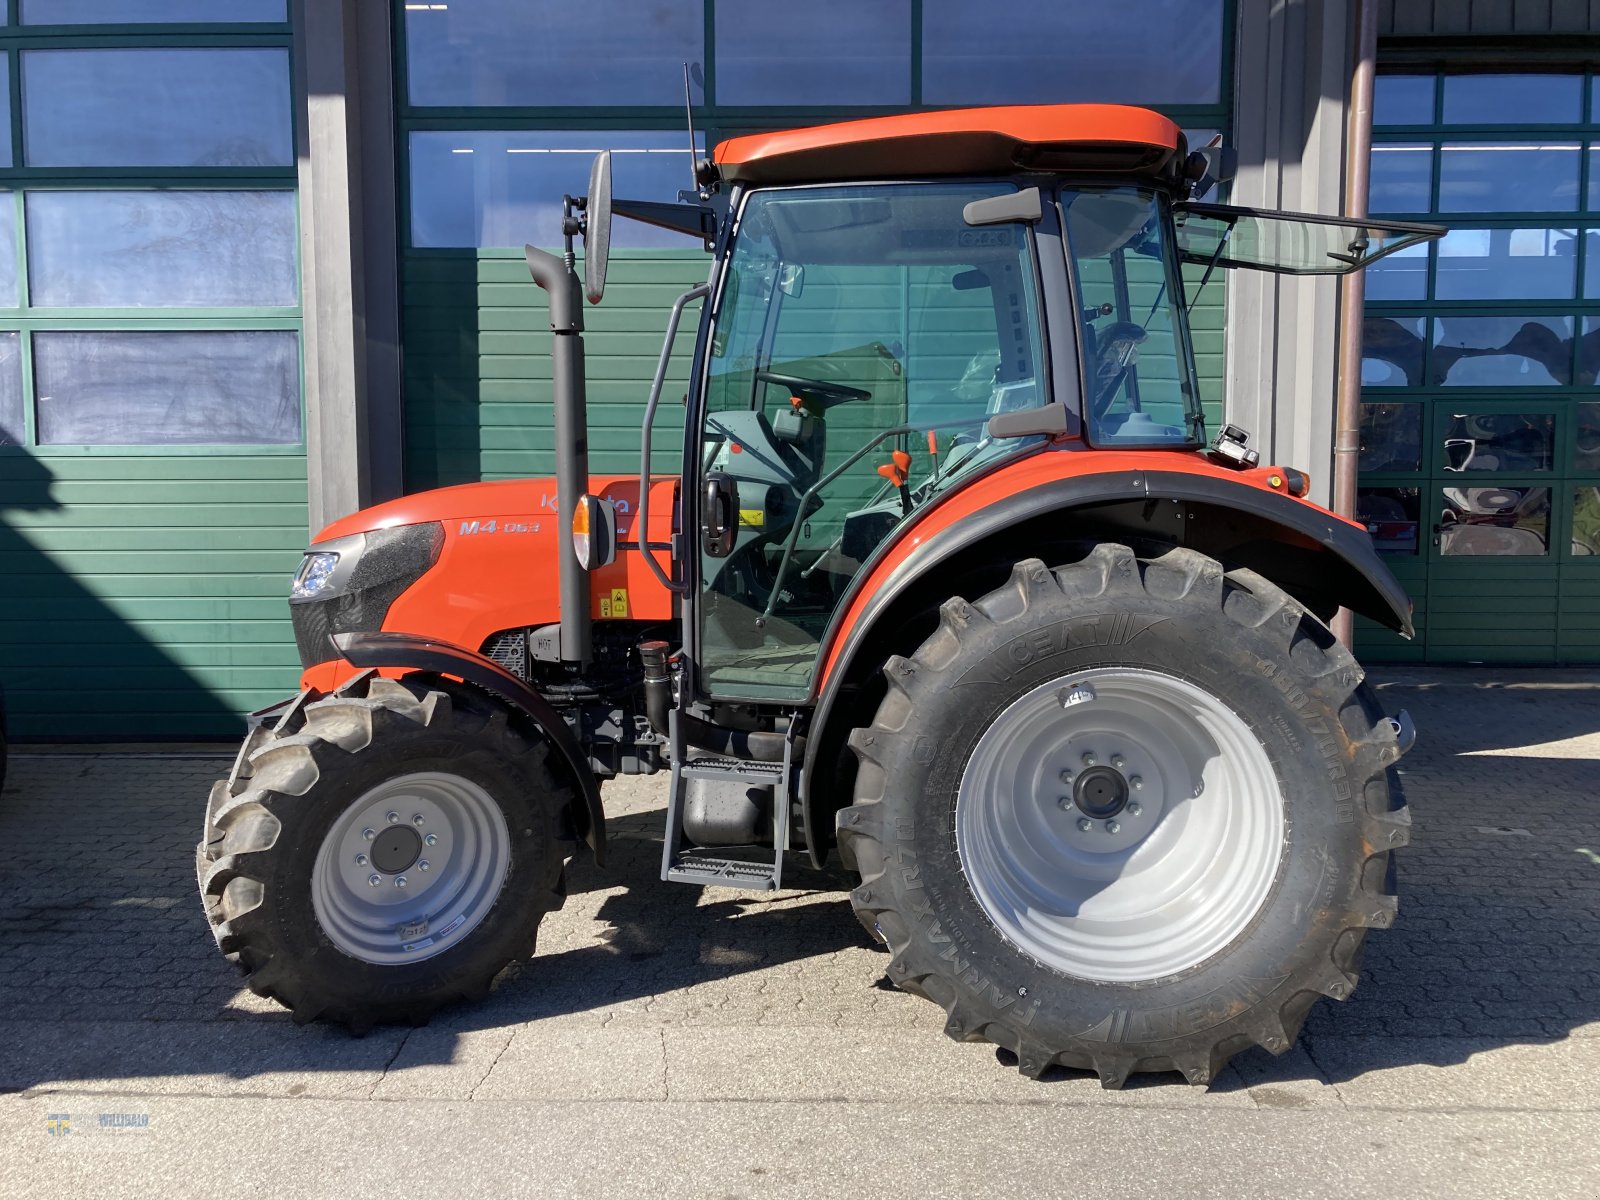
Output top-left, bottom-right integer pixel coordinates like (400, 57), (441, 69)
(755, 369), (873, 408)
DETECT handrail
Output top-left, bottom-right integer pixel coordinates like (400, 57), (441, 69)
(637, 283), (710, 593)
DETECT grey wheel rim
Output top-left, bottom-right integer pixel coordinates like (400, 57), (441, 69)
(311, 771), (510, 966)
(955, 668), (1285, 983)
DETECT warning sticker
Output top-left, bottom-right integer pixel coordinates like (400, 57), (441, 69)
(611, 587), (629, 617)
(599, 598), (612, 618)
(738, 508), (765, 528)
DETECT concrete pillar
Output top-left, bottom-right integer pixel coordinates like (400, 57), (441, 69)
(293, 0), (404, 534)
(1226, 0), (1355, 506)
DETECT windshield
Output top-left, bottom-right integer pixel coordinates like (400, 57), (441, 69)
(1062, 187), (1205, 446)
(696, 181), (1047, 699)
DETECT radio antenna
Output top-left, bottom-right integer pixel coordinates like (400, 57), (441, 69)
(682, 62), (701, 196)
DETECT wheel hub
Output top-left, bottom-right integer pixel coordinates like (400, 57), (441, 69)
(1072, 766), (1129, 819)
(370, 826), (422, 875)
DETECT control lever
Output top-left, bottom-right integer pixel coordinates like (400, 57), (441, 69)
(877, 449), (913, 514)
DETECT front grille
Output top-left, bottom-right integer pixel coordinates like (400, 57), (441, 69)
(480, 629), (529, 680)
(288, 522), (445, 669)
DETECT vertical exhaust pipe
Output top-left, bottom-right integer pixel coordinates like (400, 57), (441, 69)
(524, 242), (593, 667)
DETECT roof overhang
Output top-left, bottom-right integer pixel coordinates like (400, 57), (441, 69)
(714, 104), (1182, 187)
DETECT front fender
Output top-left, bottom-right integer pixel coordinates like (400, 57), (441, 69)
(798, 456), (1412, 868)
(331, 632), (607, 867)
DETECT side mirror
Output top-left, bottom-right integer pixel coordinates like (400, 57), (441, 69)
(584, 151), (612, 305)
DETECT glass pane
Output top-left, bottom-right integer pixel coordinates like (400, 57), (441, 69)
(1432, 316), (1572, 386)
(0, 195), (17, 306)
(1365, 239), (1428, 300)
(699, 182), (1048, 697)
(1435, 227), (1577, 301)
(409, 131), (701, 249)
(34, 331), (300, 446)
(1441, 411), (1554, 473)
(1438, 143), (1581, 213)
(1576, 401), (1600, 471)
(1588, 146), (1600, 211)
(22, 49), (292, 168)
(1574, 486), (1600, 556)
(922, 0), (1223, 105)
(1374, 75), (1434, 126)
(1362, 315), (1426, 388)
(27, 191), (297, 308)
(1369, 144), (1431, 215)
(0, 333), (22, 446)
(1581, 315), (1600, 384)
(1439, 486), (1550, 555)
(1359, 403), (1422, 472)
(22, 0), (285, 20)
(0, 59), (11, 169)
(1067, 191), (1200, 443)
(1441, 74), (1583, 125)
(1357, 487), (1421, 555)
(716, 0), (909, 104)
(405, 0), (703, 107)
(1174, 206), (1437, 274)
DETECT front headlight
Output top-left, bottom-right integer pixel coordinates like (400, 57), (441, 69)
(291, 551), (341, 599)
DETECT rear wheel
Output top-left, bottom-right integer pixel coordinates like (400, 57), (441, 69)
(837, 545), (1410, 1087)
(198, 672), (576, 1030)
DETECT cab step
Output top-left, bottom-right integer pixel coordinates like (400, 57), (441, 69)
(665, 852), (780, 890)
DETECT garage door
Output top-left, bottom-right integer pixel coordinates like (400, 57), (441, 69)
(1358, 68), (1600, 663)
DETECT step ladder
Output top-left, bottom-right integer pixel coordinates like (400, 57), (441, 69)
(659, 710), (797, 891)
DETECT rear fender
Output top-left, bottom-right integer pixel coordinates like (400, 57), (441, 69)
(330, 632), (607, 867)
(798, 466), (1412, 867)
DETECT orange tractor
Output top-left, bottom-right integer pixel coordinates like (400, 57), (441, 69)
(198, 105), (1439, 1087)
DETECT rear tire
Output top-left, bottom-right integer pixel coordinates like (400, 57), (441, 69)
(837, 545), (1409, 1087)
(198, 672), (576, 1030)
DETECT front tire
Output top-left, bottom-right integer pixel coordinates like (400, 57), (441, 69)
(837, 545), (1410, 1087)
(198, 672), (576, 1030)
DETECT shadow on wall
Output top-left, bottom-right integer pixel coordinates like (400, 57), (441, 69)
(0, 449), (241, 741)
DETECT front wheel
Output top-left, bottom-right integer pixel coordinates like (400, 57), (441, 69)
(197, 673), (576, 1030)
(837, 545), (1410, 1087)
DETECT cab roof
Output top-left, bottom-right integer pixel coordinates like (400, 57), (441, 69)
(714, 105), (1182, 187)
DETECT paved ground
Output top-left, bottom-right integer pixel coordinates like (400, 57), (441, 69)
(1, 667), (1598, 1198)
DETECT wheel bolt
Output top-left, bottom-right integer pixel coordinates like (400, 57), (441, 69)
(387, 811), (400, 824)
(412, 814), (425, 827)
(1127, 801), (1143, 817)
(354, 853), (368, 866)
(1105, 820), (1121, 834)
(1058, 769), (1074, 785)
(1112, 754), (1126, 769)
(1082, 752), (1098, 767)
(424, 833), (438, 847)
(1077, 817), (1093, 833)
(1130, 776), (1144, 791)
(395, 875), (408, 889)
(418, 860), (430, 872)
(1058, 796), (1074, 811)
(362, 827), (376, 841)
(367, 874), (382, 887)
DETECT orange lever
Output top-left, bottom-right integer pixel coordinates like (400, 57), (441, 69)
(876, 449), (913, 489)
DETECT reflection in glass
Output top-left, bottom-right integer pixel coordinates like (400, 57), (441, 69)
(1374, 75), (1433, 126)
(0, 333), (21, 446)
(1369, 144), (1431, 214)
(1442, 412), (1554, 473)
(34, 331), (301, 446)
(1359, 403), (1422, 472)
(0, 60), (11, 169)
(1365, 239), (1427, 300)
(22, 48), (292, 167)
(1441, 74), (1583, 125)
(1576, 401), (1600, 471)
(0, 196), (17, 306)
(405, 0), (703, 107)
(1432, 316), (1572, 386)
(1438, 143), (1580, 213)
(409, 131), (702, 249)
(1362, 315), (1426, 387)
(1435, 227), (1576, 301)
(22, 0), (285, 19)
(1579, 316), (1600, 384)
(1574, 487), (1600, 556)
(717, 0), (910, 105)
(1357, 487), (1421, 555)
(922, 0), (1223, 105)
(1438, 486), (1550, 555)
(1589, 147), (1600, 211)
(27, 191), (298, 308)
